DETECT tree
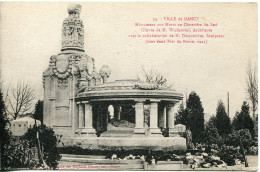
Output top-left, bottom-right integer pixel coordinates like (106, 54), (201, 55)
(245, 61), (258, 134)
(232, 101), (255, 137)
(33, 100), (43, 124)
(139, 66), (171, 87)
(215, 100), (232, 138)
(207, 115), (217, 128)
(0, 88), (11, 170)
(175, 101), (190, 127)
(186, 91), (205, 143)
(203, 115), (223, 145)
(5, 80), (36, 120)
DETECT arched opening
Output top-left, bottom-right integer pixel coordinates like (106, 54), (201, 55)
(92, 101), (136, 137)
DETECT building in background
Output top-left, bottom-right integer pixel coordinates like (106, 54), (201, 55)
(10, 116), (40, 136)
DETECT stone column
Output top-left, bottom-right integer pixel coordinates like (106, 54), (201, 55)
(81, 101), (97, 137)
(167, 103), (179, 137)
(149, 100), (163, 137)
(163, 106), (167, 129)
(118, 106), (121, 120)
(77, 102), (84, 129)
(114, 105), (121, 121)
(133, 100), (145, 137)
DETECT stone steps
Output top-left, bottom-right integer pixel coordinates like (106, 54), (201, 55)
(59, 154), (146, 170)
(100, 129), (133, 137)
(59, 164), (145, 170)
(61, 157), (144, 164)
(100, 133), (133, 137)
(61, 154), (107, 159)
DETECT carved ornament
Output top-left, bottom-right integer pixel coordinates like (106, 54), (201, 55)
(50, 55), (72, 80)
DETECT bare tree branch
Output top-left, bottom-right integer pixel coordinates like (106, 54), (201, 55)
(5, 80), (36, 120)
(245, 61), (258, 132)
(140, 65), (172, 88)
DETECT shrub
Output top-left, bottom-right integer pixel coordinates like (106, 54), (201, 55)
(22, 125), (61, 169)
(225, 129), (253, 153)
(3, 138), (39, 169)
(248, 146), (258, 155)
(203, 127), (223, 146)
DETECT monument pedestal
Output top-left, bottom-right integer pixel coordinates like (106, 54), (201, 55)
(132, 128), (145, 137)
(80, 128), (97, 137)
(73, 137), (187, 151)
(149, 128), (163, 137)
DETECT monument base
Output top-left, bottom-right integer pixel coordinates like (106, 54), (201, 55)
(73, 137), (186, 151)
(149, 128), (163, 137)
(132, 128), (146, 137)
(78, 128), (97, 137)
(169, 128), (180, 137)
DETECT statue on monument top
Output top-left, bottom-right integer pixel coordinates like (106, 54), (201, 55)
(62, 4), (84, 52)
(67, 4), (82, 17)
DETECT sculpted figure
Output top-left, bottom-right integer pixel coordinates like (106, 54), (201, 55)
(99, 65), (111, 83)
(77, 58), (89, 80)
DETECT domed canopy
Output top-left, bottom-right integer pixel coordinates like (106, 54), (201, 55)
(76, 79), (183, 102)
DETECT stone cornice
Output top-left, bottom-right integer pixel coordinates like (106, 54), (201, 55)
(77, 89), (183, 101)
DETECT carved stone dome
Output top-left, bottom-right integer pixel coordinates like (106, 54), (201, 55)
(77, 79), (183, 102)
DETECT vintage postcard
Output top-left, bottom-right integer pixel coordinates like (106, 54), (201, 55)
(0, 2), (258, 171)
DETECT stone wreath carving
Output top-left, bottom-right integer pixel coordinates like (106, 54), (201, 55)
(50, 55), (73, 80)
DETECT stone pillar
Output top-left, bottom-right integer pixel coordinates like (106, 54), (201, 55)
(114, 105), (121, 121)
(118, 106), (121, 120)
(163, 106), (167, 129)
(81, 101), (97, 137)
(149, 100), (163, 137)
(77, 102), (84, 128)
(133, 100), (145, 137)
(167, 103), (179, 137)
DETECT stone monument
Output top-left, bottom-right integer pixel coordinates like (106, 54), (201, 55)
(43, 4), (186, 151)
(43, 4), (109, 143)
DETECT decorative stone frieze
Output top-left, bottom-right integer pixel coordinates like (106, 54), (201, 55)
(62, 4), (84, 52)
(57, 78), (69, 89)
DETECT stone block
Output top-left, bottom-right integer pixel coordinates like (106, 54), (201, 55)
(132, 128), (145, 137)
(80, 128), (97, 137)
(149, 128), (163, 137)
(169, 128), (180, 137)
(148, 161), (183, 170)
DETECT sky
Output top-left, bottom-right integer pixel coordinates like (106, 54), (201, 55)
(0, 2), (258, 119)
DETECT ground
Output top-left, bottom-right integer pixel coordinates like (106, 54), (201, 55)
(57, 155), (258, 170)
(183, 155), (258, 171)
